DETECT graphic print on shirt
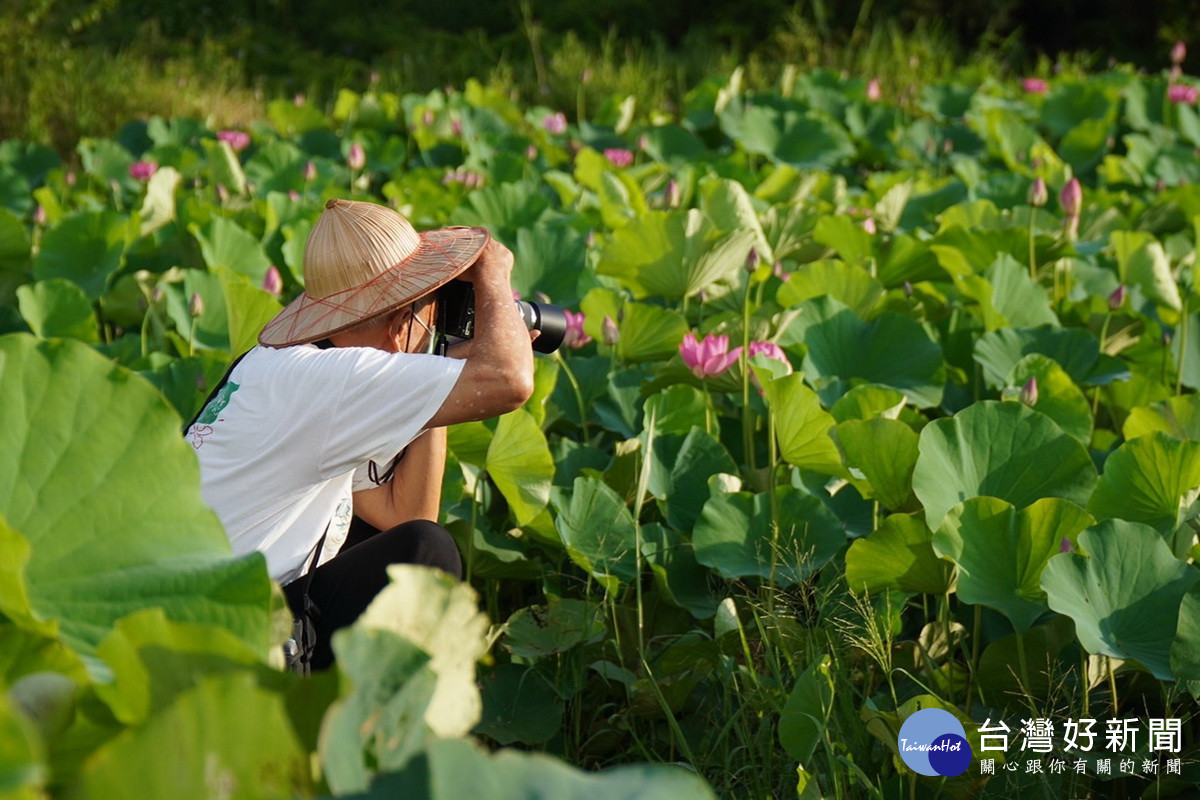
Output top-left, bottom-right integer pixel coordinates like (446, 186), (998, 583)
(189, 381), (240, 449)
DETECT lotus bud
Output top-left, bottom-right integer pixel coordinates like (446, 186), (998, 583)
(33, 205), (46, 226)
(904, 281), (914, 298)
(866, 79), (882, 101)
(1022, 77), (1049, 94)
(1172, 41), (1187, 66)
(294, 93), (306, 106)
(65, 171), (76, 187)
(304, 161), (317, 182)
(422, 109), (435, 127)
(664, 179), (680, 209)
(1059, 177), (1082, 218)
(773, 261), (789, 282)
(861, 217), (877, 235)
(526, 144), (538, 160)
(581, 68), (593, 84)
(601, 315), (620, 346)
(189, 292), (205, 318)
(215, 183), (229, 204)
(1019, 376), (1038, 407)
(216, 130), (250, 152)
(1028, 176), (1048, 207)
(262, 265), (283, 297)
(370, 70), (381, 85)
(347, 142), (366, 171)
(1060, 537), (1073, 553)
(542, 112), (568, 135)
(603, 148), (634, 168)
(151, 286), (166, 305)
(129, 160), (157, 181)
(745, 246), (759, 271)
(1107, 285), (1126, 311)
(451, 119), (463, 137)
(288, 190), (300, 202)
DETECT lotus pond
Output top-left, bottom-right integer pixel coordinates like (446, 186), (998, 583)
(3, 62), (1200, 799)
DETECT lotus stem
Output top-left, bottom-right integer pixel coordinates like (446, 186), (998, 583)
(1107, 655), (1120, 714)
(554, 351), (590, 440)
(1028, 206), (1037, 281)
(1176, 296), (1189, 396)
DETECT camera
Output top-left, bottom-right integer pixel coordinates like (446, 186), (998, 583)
(435, 280), (566, 355)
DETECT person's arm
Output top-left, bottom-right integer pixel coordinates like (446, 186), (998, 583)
(426, 240), (534, 428)
(351, 427), (447, 529)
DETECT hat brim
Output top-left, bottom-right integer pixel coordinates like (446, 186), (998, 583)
(258, 226), (490, 348)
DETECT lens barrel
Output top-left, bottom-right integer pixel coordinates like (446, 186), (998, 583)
(517, 301), (567, 354)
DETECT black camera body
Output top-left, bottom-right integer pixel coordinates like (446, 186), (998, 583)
(436, 280), (566, 354)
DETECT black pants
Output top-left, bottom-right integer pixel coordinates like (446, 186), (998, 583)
(283, 517), (462, 670)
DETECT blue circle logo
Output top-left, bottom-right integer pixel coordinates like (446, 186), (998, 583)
(897, 708), (973, 777)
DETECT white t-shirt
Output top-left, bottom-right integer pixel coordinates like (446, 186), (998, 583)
(186, 344), (464, 585)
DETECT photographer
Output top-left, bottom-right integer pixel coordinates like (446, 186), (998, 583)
(186, 197), (534, 670)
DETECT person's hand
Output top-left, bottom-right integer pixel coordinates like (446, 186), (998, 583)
(461, 238), (513, 286)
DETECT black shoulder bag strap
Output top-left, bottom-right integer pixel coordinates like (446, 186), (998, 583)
(284, 526), (329, 675)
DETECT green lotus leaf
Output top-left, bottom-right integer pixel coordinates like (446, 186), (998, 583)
(32, 210), (138, 301)
(74, 672), (308, 799)
(778, 655), (834, 765)
(0, 335), (273, 664)
(485, 409), (554, 526)
(1042, 520), (1199, 680)
(813, 216), (873, 267)
(976, 616), (1077, 706)
(343, 737), (716, 799)
(974, 325), (1121, 389)
(15, 279), (98, 342)
(640, 523), (719, 618)
(692, 485), (844, 585)
(648, 427), (737, 532)
(845, 513), (952, 595)
(984, 253), (1059, 330)
(1112, 231), (1181, 312)
(199, 138), (248, 196)
(1124, 395), (1200, 441)
(699, 177), (773, 262)
(597, 208), (756, 300)
(244, 140), (309, 194)
(780, 296), (945, 407)
(1003, 353), (1093, 445)
(476, 664), (564, 746)
(502, 599), (605, 659)
(912, 400), (1098, 530)
(1087, 432), (1200, 539)
(189, 216), (273, 285)
(449, 181), (550, 243)
(934, 497), (1093, 633)
(554, 476), (638, 592)
(644, 385), (707, 436)
(1169, 309), (1200, 392)
(1170, 585), (1200, 696)
(616, 302), (688, 363)
(217, 267), (283, 356)
(352, 564), (490, 740)
(137, 165), (183, 236)
(756, 371), (844, 476)
(834, 418), (919, 511)
(721, 100), (854, 169)
(775, 259), (884, 319)
(512, 223), (587, 305)
(829, 384), (907, 423)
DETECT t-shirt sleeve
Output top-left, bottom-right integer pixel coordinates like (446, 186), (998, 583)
(317, 348), (464, 480)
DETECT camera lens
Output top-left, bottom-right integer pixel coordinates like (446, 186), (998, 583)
(516, 301), (566, 354)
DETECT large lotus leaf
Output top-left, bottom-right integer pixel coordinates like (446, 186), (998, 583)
(648, 427), (737, 532)
(692, 485), (844, 585)
(199, 138), (248, 196)
(502, 599), (605, 659)
(1124, 395), (1200, 441)
(834, 418), (919, 511)
(976, 616), (1077, 706)
(476, 664), (563, 745)
(1170, 585), (1200, 696)
(15, 279), (98, 342)
(216, 267), (282, 356)
(189, 216), (272, 285)
(934, 497), (1093, 633)
(973, 325), (1122, 389)
(1003, 354), (1092, 445)
(137, 166), (182, 236)
(0, 335), (273, 662)
(778, 655), (834, 765)
(0, 208), (31, 297)
(73, 673), (309, 800)
(244, 140), (309, 194)
(0, 687), (45, 799)
(721, 100), (854, 169)
(756, 371), (844, 476)
(829, 384), (907, 423)
(845, 513), (952, 595)
(699, 177), (773, 262)
(912, 400), (1098, 530)
(616, 302), (688, 363)
(485, 409), (553, 526)
(342, 737), (717, 800)
(640, 523), (719, 618)
(512, 223), (587, 305)
(1111, 231), (1181, 312)
(352, 564), (489, 739)
(644, 385), (707, 436)
(1169, 310), (1200, 393)
(775, 259), (884, 319)
(321, 626), (438, 794)
(553, 476), (638, 591)
(1042, 520), (1199, 680)
(448, 181), (550, 243)
(91, 608), (270, 727)
(780, 297), (944, 407)
(32, 210), (138, 301)
(597, 208), (756, 300)
(1087, 432), (1200, 538)
(983, 253), (1059, 330)
(813, 216), (873, 267)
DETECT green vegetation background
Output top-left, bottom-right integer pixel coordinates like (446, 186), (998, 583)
(4, 0), (1197, 154)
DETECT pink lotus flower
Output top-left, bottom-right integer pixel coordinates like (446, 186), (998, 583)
(216, 130), (250, 152)
(563, 310), (591, 348)
(1059, 177), (1082, 218)
(1172, 41), (1187, 66)
(603, 148), (634, 168)
(262, 265), (283, 297)
(1168, 84), (1199, 105)
(543, 112), (568, 135)
(1022, 77), (1049, 94)
(679, 332), (743, 379)
(865, 79), (882, 102)
(347, 142), (366, 171)
(129, 160), (157, 181)
(748, 340), (790, 367)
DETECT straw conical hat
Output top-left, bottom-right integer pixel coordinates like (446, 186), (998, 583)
(258, 198), (488, 347)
